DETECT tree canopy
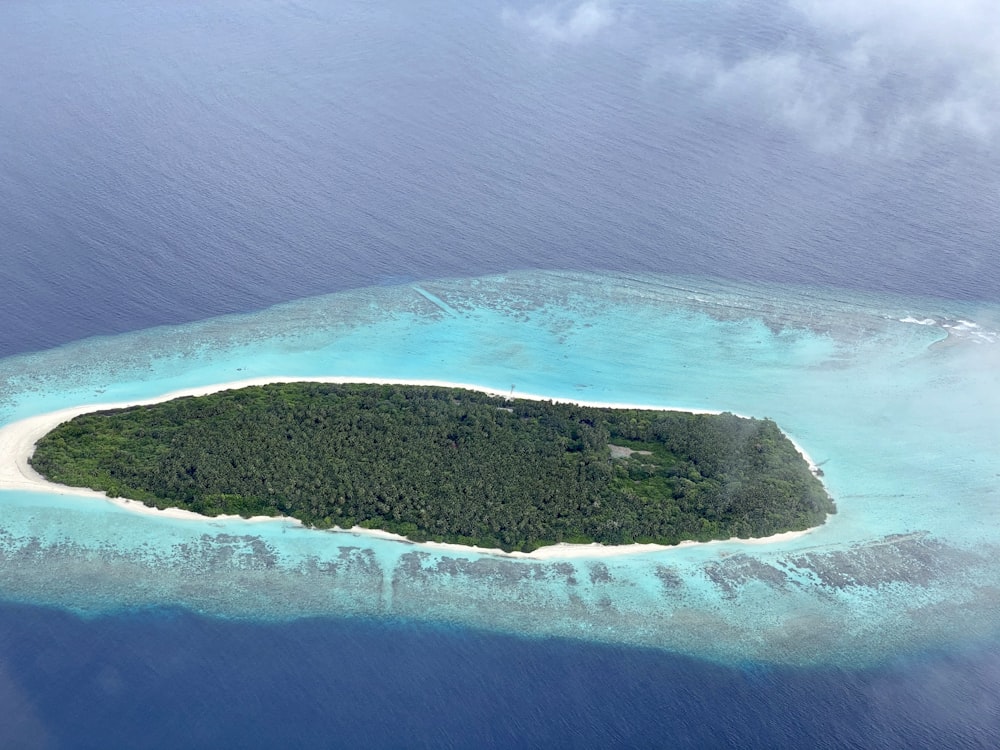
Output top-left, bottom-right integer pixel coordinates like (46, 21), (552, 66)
(30, 383), (834, 552)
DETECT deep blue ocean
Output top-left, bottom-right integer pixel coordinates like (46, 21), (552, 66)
(3, 603), (999, 750)
(2, 1), (1000, 747)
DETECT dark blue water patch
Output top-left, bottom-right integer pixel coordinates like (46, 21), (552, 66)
(1, 601), (998, 749)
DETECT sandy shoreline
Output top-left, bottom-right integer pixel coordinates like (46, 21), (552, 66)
(0, 376), (819, 558)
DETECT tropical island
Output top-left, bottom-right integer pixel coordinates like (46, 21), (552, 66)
(29, 382), (834, 553)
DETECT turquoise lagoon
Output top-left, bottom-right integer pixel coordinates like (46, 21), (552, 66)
(2, 271), (998, 667)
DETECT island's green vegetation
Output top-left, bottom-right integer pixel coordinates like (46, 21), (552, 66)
(30, 383), (834, 552)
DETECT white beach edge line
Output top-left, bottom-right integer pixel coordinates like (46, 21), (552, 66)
(0, 376), (820, 558)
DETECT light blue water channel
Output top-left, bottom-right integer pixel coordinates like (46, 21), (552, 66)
(2, 271), (998, 666)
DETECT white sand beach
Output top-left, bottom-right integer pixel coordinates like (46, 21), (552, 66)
(0, 377), (819, 557)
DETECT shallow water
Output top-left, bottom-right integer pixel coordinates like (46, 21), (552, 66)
(3, 271), (998, 668)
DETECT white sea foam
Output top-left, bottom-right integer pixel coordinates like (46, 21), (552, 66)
(941, 318), (999, 343)
(895, 314), (999, 344)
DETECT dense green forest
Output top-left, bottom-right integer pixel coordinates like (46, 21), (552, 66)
(30, 383), (834, 552)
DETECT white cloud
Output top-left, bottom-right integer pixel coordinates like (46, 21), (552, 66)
(652, 0), (1000, 150)
(503, 1), (622, 44)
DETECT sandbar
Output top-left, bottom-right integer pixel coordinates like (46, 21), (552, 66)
(0, 377), (819, 558)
